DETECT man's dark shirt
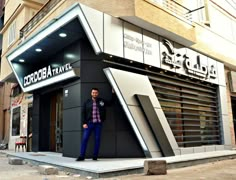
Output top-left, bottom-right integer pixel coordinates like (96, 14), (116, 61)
(82, 95), (114, 125)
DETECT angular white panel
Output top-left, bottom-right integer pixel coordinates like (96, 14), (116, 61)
(217, 62), (226, 86)
(124, 22), (143, 63)
(80, 4), (104, 52)
(104, 14), (123, 57)
(104, 67), (179, 157)
(143, 30), (160, 68)
(104, 68), (160, 108)
(129, 106), (161, 153)
(155, 108), (179, 150)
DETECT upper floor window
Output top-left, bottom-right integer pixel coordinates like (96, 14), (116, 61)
(12, 84), (22, 97)
(8, 21), (16, 47)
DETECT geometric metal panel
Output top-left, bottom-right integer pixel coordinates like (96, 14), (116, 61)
(135, 94), (175, 156)
(104, 67), (179, 157)
(7, 4), (101, 92)
(80, 4), (104, 52)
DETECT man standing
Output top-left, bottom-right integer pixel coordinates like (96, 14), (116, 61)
(76, 88), (113, 161)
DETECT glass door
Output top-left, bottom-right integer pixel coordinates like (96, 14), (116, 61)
(50, 90), (63, 152)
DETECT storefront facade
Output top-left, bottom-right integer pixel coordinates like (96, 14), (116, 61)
(9, 90), (33, 151)
(5, 3), (232, 158)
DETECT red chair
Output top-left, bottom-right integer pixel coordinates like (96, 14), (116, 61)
(15, 136), (27, 152)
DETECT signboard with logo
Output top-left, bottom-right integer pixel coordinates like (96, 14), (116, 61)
(23, 63), (72, 87)
(19, 63), (79, 92)
(102, 17), (222, 85)
(160, 38), (219, 84)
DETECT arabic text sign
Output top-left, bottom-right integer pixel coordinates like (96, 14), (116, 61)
(160, 38), (217, 81)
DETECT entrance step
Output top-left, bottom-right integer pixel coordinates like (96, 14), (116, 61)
(3, 150), (236, 178)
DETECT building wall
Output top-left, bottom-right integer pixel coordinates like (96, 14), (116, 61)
(1, 8), (26, 80)
(0, 0), (43, 80)
(2, 0), (236, 79)
(75, 0), (236, 69)
(0, 83), (11, 141)
(3, 0), (21, 24)
(30, 39), (144, 157)
(225, 68), (236, 147)
(8, 92), (33, 149)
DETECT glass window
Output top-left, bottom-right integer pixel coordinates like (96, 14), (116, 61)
(149, 70), (220, 147)
(12, 106), (20, 136)
(8, 21), (16, 47)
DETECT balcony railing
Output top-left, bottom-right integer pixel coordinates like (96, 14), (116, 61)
(20, 0), (61, 38)
(20, 0), (205, 38)
(149, 0), (205, 23)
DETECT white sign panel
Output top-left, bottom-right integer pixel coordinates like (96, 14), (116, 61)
(104, 14), (123, 58)
(159, 37), (218, 84)
(124, 22), (143, 63)
(143, 30), (161, 68)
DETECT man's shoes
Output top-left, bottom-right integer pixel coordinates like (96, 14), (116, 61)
(92, 157), (98, 161)
(76, 156), (85, 161)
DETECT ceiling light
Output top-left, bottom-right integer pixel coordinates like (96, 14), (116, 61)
(66, 54), (75, 59)
(19, 59), (25, 63)
(35, 48), (42, 52)
(59, 33), (67, 38)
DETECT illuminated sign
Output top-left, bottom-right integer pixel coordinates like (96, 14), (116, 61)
(161, 39), (217, 79)
(23, 63), (72, 87)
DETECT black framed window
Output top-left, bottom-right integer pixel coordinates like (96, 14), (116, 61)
(149, 72), (220, 147)
(12, 106), (21, 136)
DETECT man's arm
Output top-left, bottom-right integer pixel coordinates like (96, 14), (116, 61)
(105, 89), (116, 106)
(81, 100), (88, 128)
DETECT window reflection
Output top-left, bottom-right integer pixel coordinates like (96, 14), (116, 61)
(150, 73), (220, 147)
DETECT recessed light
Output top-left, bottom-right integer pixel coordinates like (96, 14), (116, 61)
(66, 54), (75, 59)
(35, 48), (42, 52)
(59, 33), (67, 38)
(19, 59), (25, 63)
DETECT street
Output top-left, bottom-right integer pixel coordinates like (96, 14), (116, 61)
(0, 153), (85, 180)
(1, 153), (236, 180)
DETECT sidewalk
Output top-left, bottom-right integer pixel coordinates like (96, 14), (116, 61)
(1, 149), (236, 178)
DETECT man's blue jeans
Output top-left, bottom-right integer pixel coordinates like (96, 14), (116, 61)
(80, 122), (102, 158)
